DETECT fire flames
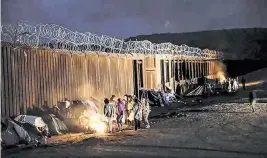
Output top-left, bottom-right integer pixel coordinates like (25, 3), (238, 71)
(214, 61), (227, 83)
(79, 110), (107, 133)
(88, 114), (106, 133)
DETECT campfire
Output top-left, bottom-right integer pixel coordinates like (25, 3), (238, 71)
(78, 109), (107, 134)
(87, 114), (106, 133)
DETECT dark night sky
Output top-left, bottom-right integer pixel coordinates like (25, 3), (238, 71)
(2, 0), (267, 38)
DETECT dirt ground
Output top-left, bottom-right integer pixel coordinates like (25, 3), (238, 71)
(3, 69), (267, 158)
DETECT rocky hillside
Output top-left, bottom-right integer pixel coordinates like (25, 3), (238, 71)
(126, 28), (267, 60)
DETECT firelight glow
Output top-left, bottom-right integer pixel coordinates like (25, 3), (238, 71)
(239, 80), (265, 87)
(216, 71), (226, 83)
(88, 114), (106, 133)
(80, 111), (107, 134)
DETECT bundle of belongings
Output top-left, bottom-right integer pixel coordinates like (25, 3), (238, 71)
(139, 89), (163, 107)
(1, 115), (51, 149)
(139, 88), (180, 107)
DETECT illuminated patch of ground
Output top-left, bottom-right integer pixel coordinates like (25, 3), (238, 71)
(239, 80), (265, 87)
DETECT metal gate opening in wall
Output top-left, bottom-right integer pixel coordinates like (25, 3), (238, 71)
(133, 60), (143, 99)
(160, 60), (171, 91)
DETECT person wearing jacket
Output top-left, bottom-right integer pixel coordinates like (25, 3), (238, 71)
(126, 96), (135, 126)
(104, 98), (114, 133)
(141, 98), (151, 129)
(132, 98), (142, 131)
(116, 98), (125, 132)
(110, 95), (117, 121)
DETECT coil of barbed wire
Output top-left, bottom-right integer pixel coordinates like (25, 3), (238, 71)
(1, 22), (223, 58)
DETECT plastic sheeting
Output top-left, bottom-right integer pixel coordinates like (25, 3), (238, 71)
(1, 120), (20, 146)
(1, 120), (32, 147)
(81, 100), (99, 113)
(14, 115), (48, 129)
(1, 128), (20, 146)
(10, 121), (31, 143)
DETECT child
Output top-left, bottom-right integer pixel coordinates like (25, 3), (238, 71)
(104, 98), (114, 133)
(116, 98), (125, 131)
(132, 98), (141, 131)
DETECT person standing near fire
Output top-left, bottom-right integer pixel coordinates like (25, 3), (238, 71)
(110, 95), (117, 119)
(232, 79), (238, 92)
(241, 77), (246, 90)
(132, 98), (142, 131)
(116, 98), (125, 132)
(104, 98), (114, 133)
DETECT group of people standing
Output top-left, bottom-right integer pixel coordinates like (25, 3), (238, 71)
(104, 95), (151, 133)
(221, 78), (239, 92)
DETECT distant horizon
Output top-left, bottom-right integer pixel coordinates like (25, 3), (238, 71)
(126, 27), (267, 39)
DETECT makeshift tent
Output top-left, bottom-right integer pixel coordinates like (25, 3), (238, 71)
(27, 106), (65, 121)
(42, 114), (68, 136)
(81, 100), (99, 113)
(10, 120), (31, 144)
(1, 119), (21, 147)
(71, 100), (88, 119)
(14, 115), (50, 146)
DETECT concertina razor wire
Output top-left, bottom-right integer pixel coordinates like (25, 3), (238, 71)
(1, 22), (223, 59)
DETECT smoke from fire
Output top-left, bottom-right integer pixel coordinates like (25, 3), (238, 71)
(214, 61), (227, 82)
